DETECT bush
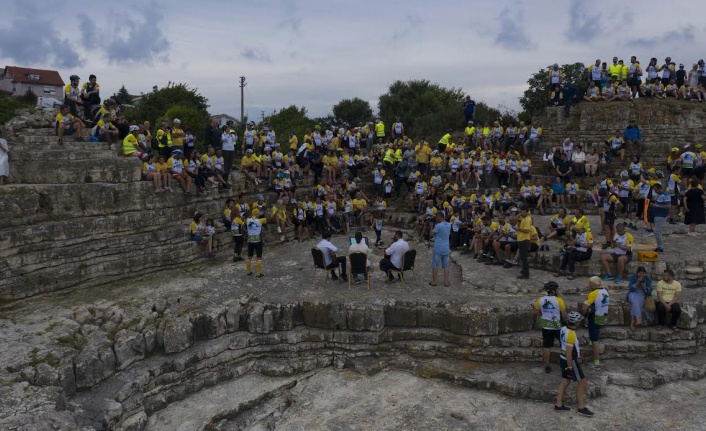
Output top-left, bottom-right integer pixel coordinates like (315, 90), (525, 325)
(0, 95), (33, 126)
(156, 105), (209, 151)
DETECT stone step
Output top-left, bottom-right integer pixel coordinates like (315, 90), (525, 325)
(9, 157), (141, 184)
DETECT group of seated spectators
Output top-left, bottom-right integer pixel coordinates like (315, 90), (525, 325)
(548, 57), (706, 105)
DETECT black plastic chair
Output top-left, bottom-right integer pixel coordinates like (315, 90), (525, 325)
(348, 252), (370, 289)
(311, 247), (338, 288)
(388, 249), (417, 288)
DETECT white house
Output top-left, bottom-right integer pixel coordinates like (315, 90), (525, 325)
(210, 113), (239, 128)
(0, 66), (65, 98)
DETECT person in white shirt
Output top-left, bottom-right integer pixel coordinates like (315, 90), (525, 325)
(316, 231), (348, 281)
(348, 231), (371, 284)
(379, 230), (410, 282)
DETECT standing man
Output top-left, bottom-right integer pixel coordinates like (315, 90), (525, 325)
(380, 230), (409, 282)
(649, 183), (670, 252)
(205, 118), (222, 150)
(316, 231), (348, 282)
(375, 117), (386, 143)
(581, 276), (610, 368)
(534, 281), (567, 373)
(429, 211), (451, 287)
(516, 205), (533, 279)
(623, 120), (642, 156)
(221, 122), (236, 177)
(245, 209), (267, 278)
(463, 95), (476, 123)
(554, 311), (593, 416)
(655, 269), (682, 331)
(391, 116), (404, 139)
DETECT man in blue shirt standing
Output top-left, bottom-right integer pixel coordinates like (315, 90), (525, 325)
(463, 96), (476, 123)
(430, 211), (451, 287)
(623, 120), (642, 156)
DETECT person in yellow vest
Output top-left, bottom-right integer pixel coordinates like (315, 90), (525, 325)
(438, 129), (452, 153)
(533, 281), (567, 373)
(382, 145), (396, 172)
(394, 145), (403, 166)
(122, 125), (147, 160)
(608, 56), (621, 82)
(156, 121), (172, 159)
(375, 118), (385, 143)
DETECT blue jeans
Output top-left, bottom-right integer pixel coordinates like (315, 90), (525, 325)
(654, 216), (666, 249)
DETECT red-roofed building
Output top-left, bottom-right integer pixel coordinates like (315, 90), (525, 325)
(0, 66), (65, 98)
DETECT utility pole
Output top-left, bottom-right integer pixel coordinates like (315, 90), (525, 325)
(239, 76), (246, 126)
(261, 110), (265, 122)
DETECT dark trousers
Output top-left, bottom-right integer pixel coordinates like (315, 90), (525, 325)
(326, 256), (347, 276)
(656, 302), (681, 326)
(518, 240), (530, 276)
(233, 235), (244, 255)
(379, 258), (400, 280)
(560, 249), (592, 272)
(223, 150), (235, 178)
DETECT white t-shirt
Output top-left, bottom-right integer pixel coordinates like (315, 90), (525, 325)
(385, 239), (410, 269)
(316, 239), (338, 267)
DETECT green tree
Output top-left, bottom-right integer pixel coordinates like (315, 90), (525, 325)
(0, 94), (33, 125)
(112, 85), (132, 105)
(17, 88), (37, 105)
(156, 105), (209, 151)
(519, 62), (587, 120)
(332, 97), (373, 126)
(125, 83), (209, 130)
(264, 105), (311, 143)
(377, 79), (466, 139)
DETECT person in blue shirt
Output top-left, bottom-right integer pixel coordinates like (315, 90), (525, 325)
(430, 211), (451, 287)
(649, 182), (671, 252)
(463, 96), (476, 123)
(626, 266), (653, 330)
(623, 120), (643, 155)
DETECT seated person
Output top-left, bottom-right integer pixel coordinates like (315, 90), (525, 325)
(626, 266), (653, 331)
(316, 231), (348, 281)
(556, 223), (593, 279)
(379, 230), (409, 282)
(122, 125), (147, 160)
(545, 208), (570, 240)
(55, 104), (85, 144)
(599, 222), (633, 284)
(348, 231), (371, 284)
(655, 269), (682, 331)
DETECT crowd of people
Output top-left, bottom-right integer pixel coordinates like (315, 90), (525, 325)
(548, 57), (706, 106)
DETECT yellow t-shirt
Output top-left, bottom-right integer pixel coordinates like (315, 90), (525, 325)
(241, 155), (254, 168)
(352, 198), (367, 211)
(156, 162), (167, 173)
(517, 215), (533, 241)
(171, 126), (185, 146)
(289, 135), (299, 151)
(656, 280), (682, 303)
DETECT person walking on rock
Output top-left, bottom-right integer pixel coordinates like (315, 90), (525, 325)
(554, 311), (594, 416)
(533, 281), (567, 373)
(0, 131), (8, 185)
(429, 211), (451, 287)
(516, 205), (532, 279)
(245, 209), (267, 278)
(581, 276), (610, 368)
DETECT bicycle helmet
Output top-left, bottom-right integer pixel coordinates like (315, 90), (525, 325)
(620, 170), (628, 178)
(70, 75), (80, 81)
(655, 170), (664, 178)
(567, 311), (584, 324)
(544, 281), (559, 292)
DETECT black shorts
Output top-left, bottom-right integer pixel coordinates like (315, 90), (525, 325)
(247, 241), (263, 258)
(619, 197), (631, 213)
(634, 198), (645, 218)
(554, 227), (566, 236)
(670, 195), (679, 206)
(542, 328), (560, 348)
(610, 252), (632, 263)
(603, 212), (616, 226)
(682, 168), (694, 178)
(628, 77), (641, 87)
(500, 241), (519, 252)
(529, 243), (539, 252)
(559, 357), (585, 382)
(593, 80), (602, 89)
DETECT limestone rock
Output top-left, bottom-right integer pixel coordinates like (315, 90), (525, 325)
(113, 330), (146, 370)
(678, 305), (698, 329)
(163, 317), (193, 353)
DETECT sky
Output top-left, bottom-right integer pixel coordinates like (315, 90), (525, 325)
(1, 0), (705, 120)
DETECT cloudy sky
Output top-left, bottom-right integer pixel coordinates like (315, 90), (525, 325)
(1, 0), (705, 119)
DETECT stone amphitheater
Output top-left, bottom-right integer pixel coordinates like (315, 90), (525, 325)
(1, 101), (706, 431)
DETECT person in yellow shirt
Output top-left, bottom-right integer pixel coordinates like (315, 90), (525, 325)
(517, 206), (533, 279)
(240, 148), (262, 185)
(63, 75), (83, 117)
(166, 149), (192, 194)
(438, 129), (452, 153)
(375, 118), (385, 142)
(190, 212), (214, 258)
(156, 155), (170, 191)
(554, 311), (592, 416)
(415, 140), (432, 174)
(533, 281), (567, 373)
(655, 269), (683, 330)
(142, 154), (162, 192)
(351, 191), (367, 228)
(55, 104), (85, 144)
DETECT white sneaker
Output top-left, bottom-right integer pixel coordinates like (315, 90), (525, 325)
(645, 232), (655, 237)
